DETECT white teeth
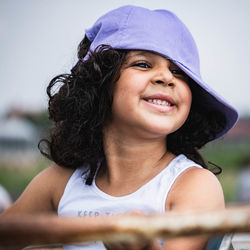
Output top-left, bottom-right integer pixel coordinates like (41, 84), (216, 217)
(147, 99), (171, 106)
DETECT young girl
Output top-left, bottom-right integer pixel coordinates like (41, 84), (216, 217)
(3, 5), (238, 250)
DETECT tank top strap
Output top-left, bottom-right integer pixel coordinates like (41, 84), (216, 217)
(155, 154), (202, 212)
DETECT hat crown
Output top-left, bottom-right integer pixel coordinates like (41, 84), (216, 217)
(86, 5), (201, 78)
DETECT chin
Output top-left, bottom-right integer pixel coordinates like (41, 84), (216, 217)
(143, 124), (177, 138)
(142, 117), (184, 136)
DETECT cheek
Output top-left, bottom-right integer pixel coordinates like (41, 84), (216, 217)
(181, 83), (192, 106)
(184, 90), (192, 112)
(111, 81), (135, 116)
(178, 84), (192, 122)
(113, 74), (145, 106)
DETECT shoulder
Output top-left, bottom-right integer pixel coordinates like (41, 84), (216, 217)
(3, 164), (75, 215)
(167, 167), (225, 212)
(45, 164), (75, 210)
(30, 164), (75, 193)
(46, 164), (75, 180)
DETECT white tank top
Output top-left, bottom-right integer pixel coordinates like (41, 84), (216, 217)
(58, 154), (202, 249)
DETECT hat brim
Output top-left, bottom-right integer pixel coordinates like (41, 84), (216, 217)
(173, 60), (238, 140)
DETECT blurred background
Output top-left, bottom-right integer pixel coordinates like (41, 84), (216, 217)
(0, 0), (250, 211)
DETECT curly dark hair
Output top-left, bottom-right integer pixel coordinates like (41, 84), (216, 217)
(39, 36), (226, 184)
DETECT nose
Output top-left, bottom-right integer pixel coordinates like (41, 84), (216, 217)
(151, 67), (174, 86)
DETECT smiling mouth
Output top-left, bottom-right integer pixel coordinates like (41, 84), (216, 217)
(143, 94), (176, 107)
(146, 98), (173, 106)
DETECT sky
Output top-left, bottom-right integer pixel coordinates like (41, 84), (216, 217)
(1, 0), (250, 117)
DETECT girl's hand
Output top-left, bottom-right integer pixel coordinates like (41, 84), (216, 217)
(104, 239), (161, 250)
(103, 211), (162, 250)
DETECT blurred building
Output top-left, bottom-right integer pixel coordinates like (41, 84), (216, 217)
(0, 108), (40, 167)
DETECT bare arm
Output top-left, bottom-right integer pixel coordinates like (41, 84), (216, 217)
(164, 167), (225, 250)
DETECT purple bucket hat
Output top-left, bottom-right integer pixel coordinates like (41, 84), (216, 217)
(83, 5), (238, 140)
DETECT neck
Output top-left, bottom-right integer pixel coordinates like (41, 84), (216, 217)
(100, 124), (174, 184)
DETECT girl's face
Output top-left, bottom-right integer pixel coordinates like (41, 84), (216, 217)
(110, 50), (192, 138)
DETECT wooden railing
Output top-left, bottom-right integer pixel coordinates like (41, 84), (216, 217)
(0, 206), (250, 249)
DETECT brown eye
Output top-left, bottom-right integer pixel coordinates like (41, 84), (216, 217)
(171, 69), (184, 75)
(170, 68), (188, 81)
(132, 62), (151, 68)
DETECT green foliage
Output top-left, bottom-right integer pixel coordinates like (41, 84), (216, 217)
(202, 140), (250, 170)
(0, 159), (50, 200)
(202, 140), (250, 202)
